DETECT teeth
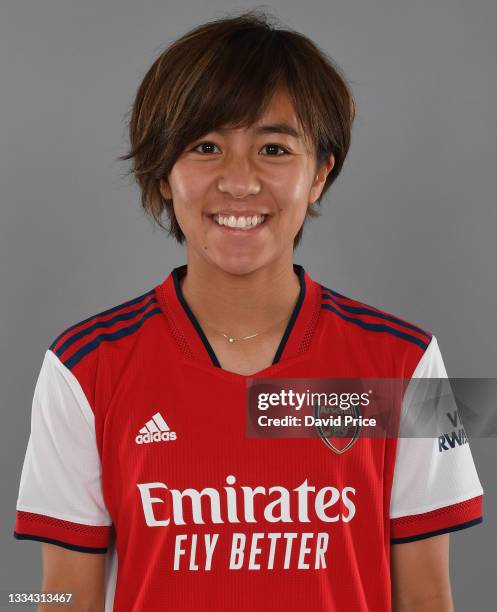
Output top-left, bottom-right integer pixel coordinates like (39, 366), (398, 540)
(214, 214), (266, 229)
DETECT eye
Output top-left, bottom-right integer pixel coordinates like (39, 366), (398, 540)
(260, 144), (290, 156)
(190, 142), (290, 156)
(191, 142), (220, 154)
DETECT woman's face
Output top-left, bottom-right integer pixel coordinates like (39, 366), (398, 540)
(160, 88), (334, 275)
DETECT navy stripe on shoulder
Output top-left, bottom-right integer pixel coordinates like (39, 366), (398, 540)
(60, 306), (162, 370)
(320, 285), (431, 340)
(321, 303), (430, 350)
(52, 295), (158, 358)
(13, 531), (108, 554)
(49, 288), (155, 351)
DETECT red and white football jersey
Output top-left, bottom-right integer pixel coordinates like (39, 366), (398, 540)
(14, 264), (484, 611)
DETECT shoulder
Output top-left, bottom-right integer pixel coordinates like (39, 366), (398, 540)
(317, 281), (436, 375)
(318, 282), (433, 349)
(48, 287), (161, 373)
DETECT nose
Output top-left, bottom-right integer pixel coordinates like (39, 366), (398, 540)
(217, 156), (261, 199)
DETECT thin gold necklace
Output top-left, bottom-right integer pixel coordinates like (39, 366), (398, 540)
(202, 314), (291, 344)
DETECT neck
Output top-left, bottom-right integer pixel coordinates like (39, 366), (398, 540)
(179, 252), (302, 338)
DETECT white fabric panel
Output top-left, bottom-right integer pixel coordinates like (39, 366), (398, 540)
(390, 336), (483, 518)
(16, 349), (112, 527)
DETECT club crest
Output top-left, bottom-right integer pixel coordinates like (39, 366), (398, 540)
(313, 401), (361, 454)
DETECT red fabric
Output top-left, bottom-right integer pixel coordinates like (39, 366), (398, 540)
(15, 265), (483, 611)
(391, 495), (483, 540)
(15, 510), (111, 549)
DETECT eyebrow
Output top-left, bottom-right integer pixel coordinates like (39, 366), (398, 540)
(214, 123), (301, 139)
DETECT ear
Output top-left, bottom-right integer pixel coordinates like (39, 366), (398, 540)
(159, 179), (172, 200)
(309, 154), (335, 204)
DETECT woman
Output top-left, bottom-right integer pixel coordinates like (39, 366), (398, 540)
(14, 10), (483, 611)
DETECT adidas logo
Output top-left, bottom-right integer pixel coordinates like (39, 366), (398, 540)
(135, 412), (177, 445)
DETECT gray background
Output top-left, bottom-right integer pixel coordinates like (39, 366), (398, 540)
(1, 0), (495, 609)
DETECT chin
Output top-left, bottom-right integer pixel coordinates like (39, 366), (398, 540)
(208, 253), (269, 277)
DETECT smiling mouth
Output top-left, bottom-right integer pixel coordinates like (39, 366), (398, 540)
(210, 213), (269, 231)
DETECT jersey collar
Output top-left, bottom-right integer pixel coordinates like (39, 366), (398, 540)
(155, 263), (321, 369)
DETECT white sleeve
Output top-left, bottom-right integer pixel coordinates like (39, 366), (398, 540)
(13, 349), (113, 553)
(390, 336), (484, 542)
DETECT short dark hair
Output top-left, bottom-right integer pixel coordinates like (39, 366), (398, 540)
(118, 9), (356, 250)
